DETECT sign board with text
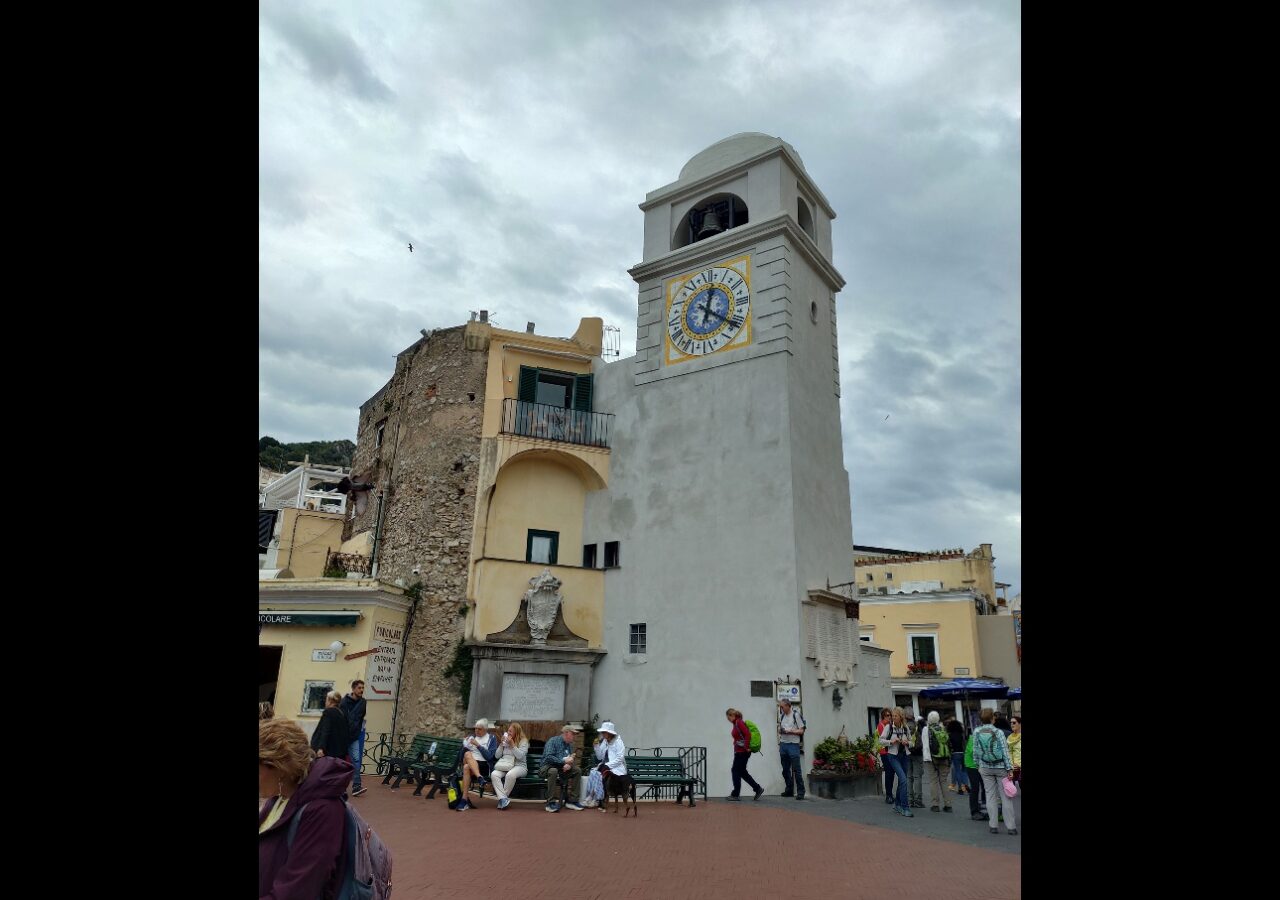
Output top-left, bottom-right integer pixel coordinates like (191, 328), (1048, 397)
(776, 683), (801, 705)
(311, 649), (337, 662)
(367, 621), (404, 701)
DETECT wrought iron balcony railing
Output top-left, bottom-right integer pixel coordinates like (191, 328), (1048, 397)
(500, 398), (613, 449)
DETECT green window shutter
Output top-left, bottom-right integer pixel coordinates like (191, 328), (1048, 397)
(518, 366), (539, 403)
(572, 373), (593, 412)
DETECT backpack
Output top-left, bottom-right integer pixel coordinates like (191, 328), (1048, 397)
(973, 725), (1006, 767)
(744, 720), (762, 754)
(928, 724), (950, 758)
(286, 798), (393, 900)
(445, 770), (463, 810)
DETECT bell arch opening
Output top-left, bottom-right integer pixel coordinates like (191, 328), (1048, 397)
(672, 193), (749, 250)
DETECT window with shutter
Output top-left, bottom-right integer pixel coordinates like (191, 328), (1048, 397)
(572, 374), (593, 412)
(518, 366), (539, 403)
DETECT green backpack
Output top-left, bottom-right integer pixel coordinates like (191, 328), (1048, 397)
(744, 720), (763, 753)
(927, 724), (950, 758)
(973, 725), (1006, 767)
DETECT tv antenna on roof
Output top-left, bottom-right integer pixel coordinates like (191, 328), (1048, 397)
(603, 324), (621, 358)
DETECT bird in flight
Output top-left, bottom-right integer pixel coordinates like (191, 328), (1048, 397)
(408, 243), (414, 252)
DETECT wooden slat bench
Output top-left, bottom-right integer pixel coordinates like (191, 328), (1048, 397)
(625, 754), (699, 807)
(381, 733), (433, 790)
(413, 737), (464, 797)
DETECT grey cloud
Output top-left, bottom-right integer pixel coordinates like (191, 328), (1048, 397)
(261, 5), (394, 102)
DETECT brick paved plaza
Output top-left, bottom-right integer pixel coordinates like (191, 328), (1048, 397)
(352, 781), (1021, 899)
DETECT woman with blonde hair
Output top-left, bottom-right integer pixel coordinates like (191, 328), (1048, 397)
(259, 701), (274, 720)
(258, 718), (353, 898)
(725, 708), (764, 801)
(310, 690), (350, 761)
(491, 721), (529, 810)
(879, 706), (913, 817)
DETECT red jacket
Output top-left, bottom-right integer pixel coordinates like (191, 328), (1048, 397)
(732, 718), (751, 754)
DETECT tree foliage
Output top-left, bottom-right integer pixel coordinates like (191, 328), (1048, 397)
(258, 436), (354, 472)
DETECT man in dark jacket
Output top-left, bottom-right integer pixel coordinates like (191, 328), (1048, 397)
(339, 679), (368, 797)
(258, 754), (353, 899)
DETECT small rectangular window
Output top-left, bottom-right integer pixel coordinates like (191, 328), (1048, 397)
(859, 635), (872, 642)
(302, 680), (335, 715)
(629, 623), (646, 654)
(886, 572), (893, 580)
(527, 529), (559, 565)
(604, 541), (620, 567)
(865, 573), (873, 582)
(375, 420), (387, 449)
(582, 543), (597, 568)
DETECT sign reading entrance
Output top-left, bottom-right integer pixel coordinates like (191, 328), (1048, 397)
(368, 621), (404, 701)
(500, 673), (566, 720)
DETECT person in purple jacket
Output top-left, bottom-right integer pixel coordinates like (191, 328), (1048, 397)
(258, 718), (353, 900)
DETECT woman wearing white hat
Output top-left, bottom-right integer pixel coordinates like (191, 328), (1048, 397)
(594, 722), (628, 811)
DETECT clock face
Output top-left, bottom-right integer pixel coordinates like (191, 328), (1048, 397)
(664, 255), (752, 363)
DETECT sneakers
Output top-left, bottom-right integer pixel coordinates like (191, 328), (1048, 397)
(351, 786), (367, 797)
(780, 791), (794, 797)
(497, 797), (510, 810)
(456, 800), (470, 811)
(753, 787), (764, 801)
(1007, 829), (1018, 836)
(971, 813), (986, 821)
(911, 801), (925, 808)
(930, 805), (940, 812)
(884, 795), (894, 804)
(943, 806), (953, 813)
(564, 801), (584, 811)
(726, 795), (742, 801)
(795, 794), (805, 801)
(546, 800), (560, 812)
(989, 827), (998, 834)
(902, 809), (914, 817)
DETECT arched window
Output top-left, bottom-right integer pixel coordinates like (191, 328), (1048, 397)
(797, 197), (815, 239)
(672, 193), (749, 250)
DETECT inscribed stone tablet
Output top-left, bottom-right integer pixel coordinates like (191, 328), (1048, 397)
(500, 673), (566, 720)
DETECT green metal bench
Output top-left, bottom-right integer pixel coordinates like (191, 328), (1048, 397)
(414, 737), (465, 797)
(381, 733), (432, 790)
(625, 753), (699, 807)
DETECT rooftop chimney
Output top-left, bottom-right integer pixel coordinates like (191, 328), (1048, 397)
(479, 310), (489, 323)
(526, 322), (536, 333)
(470, 311), (477, 322)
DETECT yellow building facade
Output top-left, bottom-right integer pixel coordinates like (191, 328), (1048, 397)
(854, 543), (1006, 608)
(258, 579), (411, 745)
(465, 317), (609, 650)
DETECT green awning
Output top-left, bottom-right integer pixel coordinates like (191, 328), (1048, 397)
(258, 610), (361, 627)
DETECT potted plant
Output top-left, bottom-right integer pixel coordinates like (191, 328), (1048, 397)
(807, 734), (881, 799)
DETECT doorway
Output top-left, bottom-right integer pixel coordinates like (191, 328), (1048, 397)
(259, 645), (282, 705)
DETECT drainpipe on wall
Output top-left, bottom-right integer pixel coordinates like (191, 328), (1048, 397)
(369, 492), (386, 580)
(388, 589), (419, 741)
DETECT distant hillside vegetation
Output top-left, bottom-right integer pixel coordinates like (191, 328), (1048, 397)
(259, 436), (354, 472)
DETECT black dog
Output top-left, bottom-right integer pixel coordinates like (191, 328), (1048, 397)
(601, 767), (637, 817)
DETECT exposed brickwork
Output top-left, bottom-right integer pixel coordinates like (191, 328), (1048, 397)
(347, 324), (488, 738)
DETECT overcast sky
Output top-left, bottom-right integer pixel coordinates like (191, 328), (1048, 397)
(259, 0), (1021, 597)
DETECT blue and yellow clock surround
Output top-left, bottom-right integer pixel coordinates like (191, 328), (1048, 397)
(664, 254), (752, 364)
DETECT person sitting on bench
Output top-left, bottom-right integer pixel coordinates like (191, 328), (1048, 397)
(539, 722), (585, 812)
(455, 719), (497, 811)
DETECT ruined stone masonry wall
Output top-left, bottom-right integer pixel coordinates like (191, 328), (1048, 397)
(348, 325), (487, 739)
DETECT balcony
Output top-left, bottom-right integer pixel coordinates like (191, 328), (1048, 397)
(500, 399), (613, 450)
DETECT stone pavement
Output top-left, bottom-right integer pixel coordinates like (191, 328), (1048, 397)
(346, 779), (1021, 899)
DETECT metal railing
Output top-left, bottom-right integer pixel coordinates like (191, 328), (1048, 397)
(363, 732), (413, 776)
(626, 746), (708, 802)
(500, 398), (613, 449)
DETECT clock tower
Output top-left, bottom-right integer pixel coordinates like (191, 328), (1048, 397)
(585, 134), (877, 797)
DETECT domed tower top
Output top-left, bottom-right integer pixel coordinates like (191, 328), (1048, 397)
(636, 133), (836, 266)
(678, 133), (807, 182)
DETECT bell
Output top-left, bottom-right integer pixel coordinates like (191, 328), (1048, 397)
(696, 208), (723, 239)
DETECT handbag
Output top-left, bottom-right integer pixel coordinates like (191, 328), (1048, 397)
(494, 755), (515, 774)
(1002, 774), (1018, 798)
